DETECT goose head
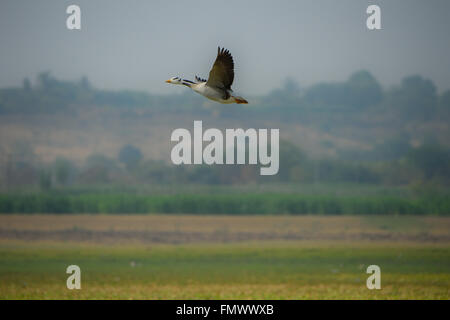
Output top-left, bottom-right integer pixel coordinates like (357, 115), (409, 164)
(165, 76), (183, 85)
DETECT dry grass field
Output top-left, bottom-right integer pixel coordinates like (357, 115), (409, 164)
(0, 214), (449, 299)
(1, 214), (449, 244)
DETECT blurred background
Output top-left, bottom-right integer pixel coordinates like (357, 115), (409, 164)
(0, 0), (449, 214)
(1, 0), (450, 300)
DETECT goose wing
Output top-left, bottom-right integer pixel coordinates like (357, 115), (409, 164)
(206, 47), (234, 90)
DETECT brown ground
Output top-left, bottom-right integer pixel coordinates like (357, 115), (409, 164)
(1, 214), (449, 245)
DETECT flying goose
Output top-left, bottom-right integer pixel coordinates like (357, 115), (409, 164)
(166, 47), (248, 104)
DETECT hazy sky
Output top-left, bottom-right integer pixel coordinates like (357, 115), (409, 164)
(1, 0), (450, 95)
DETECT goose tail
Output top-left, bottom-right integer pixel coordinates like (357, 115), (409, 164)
(233, 96), (248, 104)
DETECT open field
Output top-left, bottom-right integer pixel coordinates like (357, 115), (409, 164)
(1, 214), (450, 244)
(0, 215), (449, 299)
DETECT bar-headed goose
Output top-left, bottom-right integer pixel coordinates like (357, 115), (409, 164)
(166, 47), (248, 104)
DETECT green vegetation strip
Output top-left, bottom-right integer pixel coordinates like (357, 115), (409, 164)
(0, 193), (449, 215)
(0, 245), (449, 299)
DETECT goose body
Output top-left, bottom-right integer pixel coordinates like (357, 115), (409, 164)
(166, 47), (248, 104)
(190, 82), (236, 104)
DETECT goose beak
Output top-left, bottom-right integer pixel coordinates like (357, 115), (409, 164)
(165, 79), (171, 83)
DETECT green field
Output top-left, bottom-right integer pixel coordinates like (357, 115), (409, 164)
(1, 243), (449, 299)
(0, 215), (449, 299)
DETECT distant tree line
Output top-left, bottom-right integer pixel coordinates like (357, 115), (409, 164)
(0, 72), (204, 113)
(1, 71), (449, 120)
(1, 140), (449, 191)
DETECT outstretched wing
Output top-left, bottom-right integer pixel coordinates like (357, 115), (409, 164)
(195, 75), (207, 83)
(206, 47), (234, 90)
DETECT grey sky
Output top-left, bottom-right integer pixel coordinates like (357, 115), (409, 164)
(1, 0), (449, 95)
